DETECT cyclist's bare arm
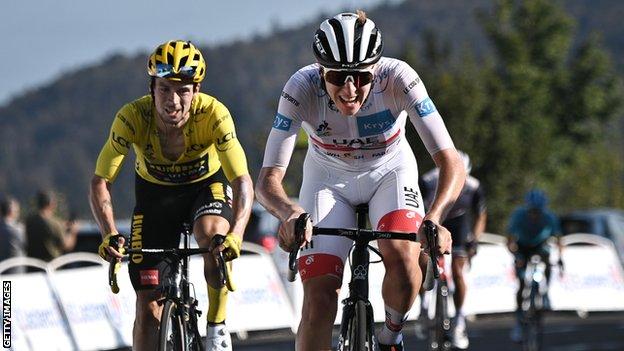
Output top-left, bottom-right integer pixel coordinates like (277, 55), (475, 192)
(421, 149), (465, 254)
(256, 166), (310, 250)
(228, 174), (254, 242)
(89, 175), (123, 258)
(426, 149), (466, 223)
(473, 210), (487, 240)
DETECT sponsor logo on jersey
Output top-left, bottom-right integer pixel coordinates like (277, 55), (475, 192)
(216, 131), (236, 151)
(403, 77), (421, 94)
(272, 113), (293, 131)
(315, 121), (332, 136)
(372, 67), (390, 93)
(281, 91), (300, 107)
(211, 114), (230, 131)
(116, 113), (136, 134)
(111, 131), (131, 151)
(144, 154), (209, 183)
(357, 109), (395, 136)
(415, 97), (437, 117)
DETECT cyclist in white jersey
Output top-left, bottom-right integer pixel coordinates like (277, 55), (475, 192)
(256, 11), (465, 351)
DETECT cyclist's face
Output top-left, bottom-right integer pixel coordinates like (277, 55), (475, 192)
(323, 68), (373, 116)
(153, 78), (199, 127)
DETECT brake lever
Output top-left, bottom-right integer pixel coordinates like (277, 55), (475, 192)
(287, 213), (311, 282)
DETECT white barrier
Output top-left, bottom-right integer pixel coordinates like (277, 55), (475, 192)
(2, 271), (76, 350)
(1, 245), (295, 350)
(2, 233), (624, 350)
(188, 243), (297, 337)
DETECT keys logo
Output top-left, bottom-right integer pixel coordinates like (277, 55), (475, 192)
(272, 113), (293, 131)
(415, 97), (437, 117)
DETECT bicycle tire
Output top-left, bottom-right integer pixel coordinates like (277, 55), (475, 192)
(522, 283), (543, 351)
(339, 300), (372, 351)
(185, 310), (203, 351)
(159, 300), (186, 351)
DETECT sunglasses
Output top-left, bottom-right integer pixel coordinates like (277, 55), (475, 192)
(155, 63), (196, 79)
(323, 69), (374, 88)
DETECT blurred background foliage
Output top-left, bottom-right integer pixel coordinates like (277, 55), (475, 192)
(0, 0), (622, 232)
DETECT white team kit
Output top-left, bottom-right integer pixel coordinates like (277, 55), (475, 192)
(262, 57), (455, 279)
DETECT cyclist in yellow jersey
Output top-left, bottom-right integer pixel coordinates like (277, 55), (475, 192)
(89, 40), (254, 351)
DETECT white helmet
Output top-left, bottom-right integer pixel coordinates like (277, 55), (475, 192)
(313, 12), (383, 69)
(458, 150), (472, 174)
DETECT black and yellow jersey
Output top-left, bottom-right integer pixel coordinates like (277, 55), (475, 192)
(95, 93), (249, 185)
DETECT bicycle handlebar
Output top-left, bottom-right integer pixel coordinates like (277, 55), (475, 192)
(421, 220), (439, 291)
(287, 213), (310, 282)
(107, 234), (227, 293)
(287, 213), (420, 282)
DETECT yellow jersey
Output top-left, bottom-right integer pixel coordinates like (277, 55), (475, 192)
(95, 93), (249, 185)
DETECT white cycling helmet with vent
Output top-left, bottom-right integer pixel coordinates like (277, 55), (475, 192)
(313, 12), (384, 69)
(458, 150), (472, 174)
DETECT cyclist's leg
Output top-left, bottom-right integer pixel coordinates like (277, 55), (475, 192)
(133, 290), (163, 351)
(446, 217), (470, 331)
(368, 153), (424, 346)
(189, 173), (234, 350)
(296, 157), (355, 350)
(128, 176), (192, 351)
(510, 249), (528, 342)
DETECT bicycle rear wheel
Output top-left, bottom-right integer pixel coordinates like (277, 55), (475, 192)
(159, 300), (186, 351)
(339, 300), (373, 351)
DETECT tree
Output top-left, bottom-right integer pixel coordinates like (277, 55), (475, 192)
(403, 0), (624, 231)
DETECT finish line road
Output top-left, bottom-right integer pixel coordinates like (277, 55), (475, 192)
(233, 312), (624, 351)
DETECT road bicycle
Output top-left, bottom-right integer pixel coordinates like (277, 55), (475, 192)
(288, 204), (439, 351)
(108, 225), (229, 351)
(519, 254), (549, 351)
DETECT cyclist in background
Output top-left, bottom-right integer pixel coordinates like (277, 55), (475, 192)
(419, 150), (487, 349)
(89, 40), (253, 351)
(506, 188), (562, 342)
(255, 11), (465, 351)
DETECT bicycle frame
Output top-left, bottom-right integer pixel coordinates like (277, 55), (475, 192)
(108, 226), (228, 351)
(520, 254), (548, 351)
(288, 206), (435, 351)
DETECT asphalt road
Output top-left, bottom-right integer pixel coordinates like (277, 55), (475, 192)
(232, 311), (624, 350)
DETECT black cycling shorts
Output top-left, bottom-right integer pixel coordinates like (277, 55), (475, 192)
(128, 171), (233, 290)
(443, 215), (470, 257)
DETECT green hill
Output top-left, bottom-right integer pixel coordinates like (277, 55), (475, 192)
(1, 0), (622, 217)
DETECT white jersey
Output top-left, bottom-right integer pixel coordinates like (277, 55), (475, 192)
(262, 57), (455, 171)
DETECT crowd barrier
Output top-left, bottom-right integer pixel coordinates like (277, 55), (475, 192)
(2, 233), (624, 350)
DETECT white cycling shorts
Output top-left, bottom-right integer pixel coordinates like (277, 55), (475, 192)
(297, 145), (425, 281)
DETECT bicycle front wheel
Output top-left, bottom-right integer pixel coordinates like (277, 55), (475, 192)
(340, 300), (373, 351)
(430, 283), (451, 351)
(159, 300), (186, 351)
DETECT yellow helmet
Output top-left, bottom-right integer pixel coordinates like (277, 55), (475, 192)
(147, 40), (206, 83)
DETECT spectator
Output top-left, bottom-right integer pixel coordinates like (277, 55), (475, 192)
(25, 190), (78, 261)
(0, 195), (26, 273)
